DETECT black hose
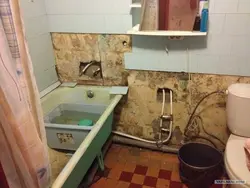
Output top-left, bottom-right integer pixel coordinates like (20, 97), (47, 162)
(184, 91), (226, 148)
(201, 121), (226, 146)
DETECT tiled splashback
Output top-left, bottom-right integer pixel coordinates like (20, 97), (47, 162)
(45, 0), (132, 33)
(46, 0), (250, 77)
(19, 0), (58, 92)
(125, 0), (250, 76)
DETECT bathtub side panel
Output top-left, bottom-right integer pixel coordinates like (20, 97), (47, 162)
(62, 113), (113, 188)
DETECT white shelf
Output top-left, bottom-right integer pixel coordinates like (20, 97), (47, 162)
(127, 24), (207, 36)
(130, 3), (142, 8)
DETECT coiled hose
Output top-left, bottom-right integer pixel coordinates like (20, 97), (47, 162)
(184, 91), (226, 149)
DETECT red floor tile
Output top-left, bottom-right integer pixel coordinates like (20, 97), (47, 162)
(170, 181), (183, 188)
(143, 176), (158, 187)
(134, 165), (148, 175)
(119, 171), (134, 182)
(158, 169), (171, 180)
(129, 183), (143, 188)
(100, 144), (228, 188)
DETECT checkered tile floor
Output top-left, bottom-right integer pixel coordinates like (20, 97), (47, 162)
(90, 144), (225, 188)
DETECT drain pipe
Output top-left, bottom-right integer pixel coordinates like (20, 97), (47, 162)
(112, 135), (178, 154)
(159, 89), (166, 140)
(112, 89), (174, 146)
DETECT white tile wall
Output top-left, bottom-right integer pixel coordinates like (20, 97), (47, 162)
(125, 0), (250, 76)
(23, 15), (49, 39)
(21, 0), (250, 77)
(48, 15), (132, 33)
(238, 0), (250, 13)
(224, 14), (250, 35)
(33, 66), (58, 91)
(20, 0), (58, 92)
(27, 33), (55, 71)
(45, 0), (131, 15)
(208, 14), (225, 35)
(125, 53), (187, 72)
(213, 0), (238, 14)
(20, 0), (47, 18)
(45, 0), (132, 33)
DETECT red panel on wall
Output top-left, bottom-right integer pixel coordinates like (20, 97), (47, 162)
(159, 0), (166, 30)
(0, 163), (9, 188)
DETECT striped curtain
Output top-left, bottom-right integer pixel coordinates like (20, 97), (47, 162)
(0, 0), (50, 187)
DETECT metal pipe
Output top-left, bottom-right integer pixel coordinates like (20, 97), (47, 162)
(159, 89), (166, 140)
(112, 90), (174, 146)
(112, 135), (179, 154)
(79, 61), (95, 76)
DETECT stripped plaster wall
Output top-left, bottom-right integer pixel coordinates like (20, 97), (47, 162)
(52, 33), (250, 148)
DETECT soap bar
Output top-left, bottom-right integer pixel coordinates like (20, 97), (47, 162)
(78, 119), (93, 126)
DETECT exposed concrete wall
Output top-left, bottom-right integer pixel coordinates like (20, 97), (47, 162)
(52, 33), (250, 148)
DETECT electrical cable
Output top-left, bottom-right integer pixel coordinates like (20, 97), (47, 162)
(184, 91), (226, 148)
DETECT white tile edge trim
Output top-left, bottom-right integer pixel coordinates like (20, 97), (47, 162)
(40, 81), (61, 98)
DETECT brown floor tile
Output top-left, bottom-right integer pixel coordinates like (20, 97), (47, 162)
(106, 178), (118, 188)
(170, 181), (183, 188)
(120, 171), (133, 182)
(116, 181), (130, 188)
(172, 163), (179, 173)
(143, 176), (158, 187)
(131, 174), (145, 185)
(109, 144), (122, 154)
(139, 150), (151, 159)
(159, 169), (171, 180)
(156, 179), (170, 188)
(119, 147), (131, 156)
(117, 155), (128, 163)
(134, 165), (148, 175)
(105, 160), (117, 169)
(104, 154), (117, 168)
(163, 153), (179, 163)
(130, 147), (141, 157)
(113, 163), (126, 171)
(105, 150), (118, 160)
(171, 171), (181, 182)
(129, 183), (143, 188)
(136, 157), (150, 166)
(148, 158), (161, 169)
(146, 167), (160, 177)
(150, 151), (163, 160)
(142, 186), (153, 188)
(124, 162), (136, 172)
(108, 169), (122, 180)
(90, 177), (107, 188)
(161, 161), (174, 171)
(126, 155), (139, 164)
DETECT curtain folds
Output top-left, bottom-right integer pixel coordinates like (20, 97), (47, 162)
(0, 0), (50, 187)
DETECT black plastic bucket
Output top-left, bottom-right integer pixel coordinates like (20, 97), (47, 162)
(178, 143), (224, 188)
